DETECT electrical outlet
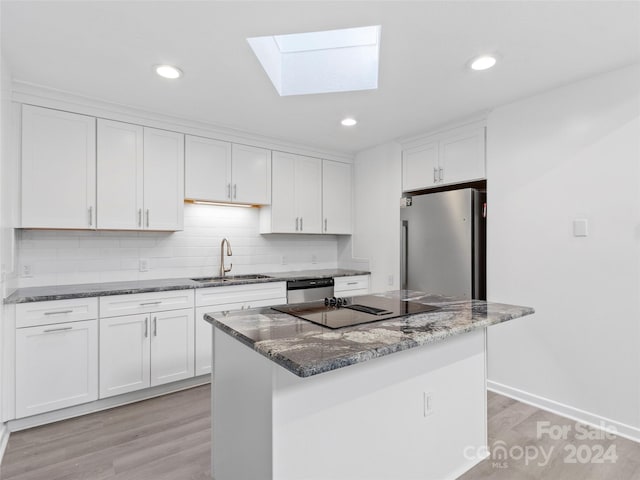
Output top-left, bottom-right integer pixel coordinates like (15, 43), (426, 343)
(311, 254), (317, 264)
(21, 264), (33, 278)
(387, 274), (394, 286)
(139, 258), (149, 272)
(281, 255), (288, 265)
(423, 392), (434, 417)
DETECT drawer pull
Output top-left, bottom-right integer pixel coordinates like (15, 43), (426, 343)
(44, 310), (73, 316)
(346, 282), (358, 285)
(43, 326), (73, 333)
(140, 301), (162, 306)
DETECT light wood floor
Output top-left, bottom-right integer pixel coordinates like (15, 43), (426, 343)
(1, 386), (639, 479)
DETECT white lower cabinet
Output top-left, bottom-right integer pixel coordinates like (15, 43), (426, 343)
(195, 282), (287, 375)
(100, 308), (194, 398)
(334, 275), (371, 297)
(16, 319), (98, 418)
(99, 313), (150, 398)
(99, 290), (195, 399)
(150, 309), (195, 386)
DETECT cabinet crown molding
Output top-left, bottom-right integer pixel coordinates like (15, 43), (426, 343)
(398, 113), (489, 151)
(12, 80), (354, 164)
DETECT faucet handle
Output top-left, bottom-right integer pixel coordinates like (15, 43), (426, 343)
(224, 263), (233, 273)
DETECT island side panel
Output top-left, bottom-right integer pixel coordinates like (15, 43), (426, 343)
(272, 329), (488, 480)
(212, 328), (273, 480)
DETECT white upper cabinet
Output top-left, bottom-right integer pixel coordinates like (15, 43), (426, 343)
(402, 124), (486, 192)
(21, 105), (97, 229)
(97, 122), (184, 231)
(97, 119), (144, 230)
(143, 127), (185, 230)
(185, 135), (232, 202)
(294, 154), (322, 233)
(231, 144), (271, 205)
(402, 141), (439, 191)
(184, 137), (270, 205)
(322, 160), (352, 234)
(438, 127), (485, 185)
(262, 152), (322, 233)
(23, 106), (184, 231)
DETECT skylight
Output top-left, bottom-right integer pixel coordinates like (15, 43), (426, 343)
(247, 25), (381, 96)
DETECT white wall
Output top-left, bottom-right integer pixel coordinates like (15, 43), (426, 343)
(349, 141), (402, 293)
(17, 203), (340, 287)
(486, 64), (640, 436)
(1, 34), (18, 450)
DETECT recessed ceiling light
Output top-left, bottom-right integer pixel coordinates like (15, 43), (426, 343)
(470, 55), (497, 71)
(154, 64), (183, 79)
(341, 118), (357, 127)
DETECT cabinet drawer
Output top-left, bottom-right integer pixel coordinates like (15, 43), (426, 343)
(99, 289), (194, 318)
(195, 282), (286, 307)
(334, 275), (370, 294)
(16, 298), (99, 328)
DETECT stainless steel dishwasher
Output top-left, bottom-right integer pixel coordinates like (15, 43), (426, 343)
(286, 278), (334, 304)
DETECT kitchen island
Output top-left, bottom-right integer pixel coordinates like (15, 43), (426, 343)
(205, 291), (534, 480)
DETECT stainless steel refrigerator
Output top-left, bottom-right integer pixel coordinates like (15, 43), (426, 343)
(400, 188), (486, 299)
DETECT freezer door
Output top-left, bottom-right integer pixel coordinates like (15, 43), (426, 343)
(401, 189), (473, 298)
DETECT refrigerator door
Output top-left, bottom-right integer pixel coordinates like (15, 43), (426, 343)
(401, 189), (474, 298)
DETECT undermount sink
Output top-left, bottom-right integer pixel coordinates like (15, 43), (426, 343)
(191, 274), (273, 283)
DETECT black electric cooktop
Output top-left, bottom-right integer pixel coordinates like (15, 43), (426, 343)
(271, 295), (440, 329)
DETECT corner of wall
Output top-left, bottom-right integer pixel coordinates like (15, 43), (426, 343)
(351, 141), (402, 292)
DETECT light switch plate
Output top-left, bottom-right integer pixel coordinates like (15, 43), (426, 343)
(573, 219), (588, 237)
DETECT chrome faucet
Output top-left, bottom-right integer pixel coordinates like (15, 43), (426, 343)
(219, 238), (233, 277)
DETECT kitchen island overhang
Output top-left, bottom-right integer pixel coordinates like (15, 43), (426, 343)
(205, 291), (534, 480)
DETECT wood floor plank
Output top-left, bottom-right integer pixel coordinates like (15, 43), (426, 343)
(2, 384), (639, 480)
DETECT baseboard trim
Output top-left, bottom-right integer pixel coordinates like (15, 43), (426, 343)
(8, 375), (211, 432)
(0, 423), (10, 464)
(487, 380), (640, 444)
(447, 451), (490, 480)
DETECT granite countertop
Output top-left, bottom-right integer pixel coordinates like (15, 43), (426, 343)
(4, 268), (370, 304)
(205, 290), (535, 378)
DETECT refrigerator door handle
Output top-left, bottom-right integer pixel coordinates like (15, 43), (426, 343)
(401, 220), (408, 289)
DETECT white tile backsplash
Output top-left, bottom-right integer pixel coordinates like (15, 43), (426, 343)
(17, 203), (340, 287)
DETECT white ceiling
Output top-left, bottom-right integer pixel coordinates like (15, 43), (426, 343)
(2, 1), (639, 155)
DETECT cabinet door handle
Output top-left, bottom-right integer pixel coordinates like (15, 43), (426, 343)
(438, 167), (443, 181)
(44, 310), (73, 316)
(233, 184), (237, 199)
(153, 317), (157, 336)
(324, 218), (328, 232)
(300, 217), (303, 231)
(227, 183), (231, 199)
(88, 206), (93, 226)
(144, 318), (148, 338)
(43, 326), (73, 333)
(295, 217), (299, 231)
(145, 209), (150, 228)
(433, 167), (438, 183)
(139, 301), (162, 306)
(138, 208), (142, 227)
